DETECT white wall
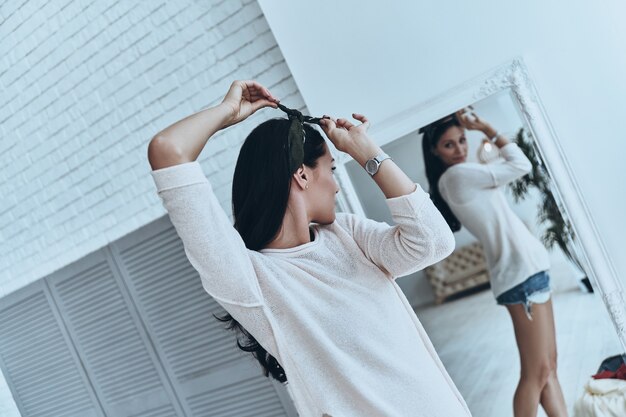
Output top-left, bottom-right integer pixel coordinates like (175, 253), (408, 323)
(0, 1), (305, 413)
(0, 0), (306, 295)
(258, 0), (626, 289)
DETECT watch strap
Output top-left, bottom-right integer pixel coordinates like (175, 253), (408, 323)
(366, 153), (391, 176)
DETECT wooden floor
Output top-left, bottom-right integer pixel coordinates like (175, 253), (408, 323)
(415, 286), (623, 417)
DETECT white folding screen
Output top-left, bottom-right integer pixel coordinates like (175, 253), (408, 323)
(0, 282), (103, 417)
(110, 217), (295, 417)
(0, 216), (297, 417)
(47, 249), (184, 417)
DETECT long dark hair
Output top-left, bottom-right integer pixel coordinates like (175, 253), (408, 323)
(216, 118), (327, 383)
(420, 115), (462, 232)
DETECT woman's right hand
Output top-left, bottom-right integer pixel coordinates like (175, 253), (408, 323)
(455, 108), (497, 138)
(220, 80), (279, 128)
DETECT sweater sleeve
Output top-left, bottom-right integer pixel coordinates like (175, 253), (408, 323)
(150, 161), (263, 307)
(438, 143), (532, 205)
(340, 184), (455, 279)
(468, 143), (532, 188)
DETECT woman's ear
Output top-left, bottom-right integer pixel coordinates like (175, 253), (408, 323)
(293, 165), (308, 190)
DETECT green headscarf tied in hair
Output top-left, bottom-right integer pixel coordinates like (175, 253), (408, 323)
(277, 103), (326, 174)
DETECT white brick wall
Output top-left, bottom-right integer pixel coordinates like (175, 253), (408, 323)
(0, 0), (306, 294)
(0, 1), (306, 413)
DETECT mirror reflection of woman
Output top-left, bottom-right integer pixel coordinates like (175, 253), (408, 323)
(421, 111), (568, 417)
(148, 80), (473, 416)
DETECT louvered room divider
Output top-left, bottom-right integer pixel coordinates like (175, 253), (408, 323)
(0, 216), (298, 417)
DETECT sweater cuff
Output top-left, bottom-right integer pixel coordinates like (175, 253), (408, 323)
(385, 183), (430, 216)
(150, 160), (208, 192)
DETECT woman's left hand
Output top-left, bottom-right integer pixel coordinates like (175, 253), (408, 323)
(455, 108), (497, 138)
(319, 113), (377, 158)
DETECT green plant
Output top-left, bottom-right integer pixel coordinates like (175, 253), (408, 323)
(509, 128), (585, 273)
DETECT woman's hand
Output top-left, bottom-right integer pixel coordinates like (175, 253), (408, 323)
(321, 113), (416, 199)
(455, 108), (497, 138)
(320, 113), (382, 165)
(319, 113), (370, 153)
(220, 80), (279, 128)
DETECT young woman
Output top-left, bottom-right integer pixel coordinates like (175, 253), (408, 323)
(421, 110), (568, 417)
(147, 80), (472, 416)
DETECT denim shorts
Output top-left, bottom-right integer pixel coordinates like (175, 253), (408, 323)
(496, 270), (551, 320)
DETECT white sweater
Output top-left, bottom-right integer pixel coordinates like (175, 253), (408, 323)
(438, 143), (550, 298)
(151, 161), (472, 417)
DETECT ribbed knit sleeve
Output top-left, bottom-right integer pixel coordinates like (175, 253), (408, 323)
(150, 161), (264, 307)
(441, 143), (532, 195)
(488, 143), (532, 186)
(339, 184), (455, 278)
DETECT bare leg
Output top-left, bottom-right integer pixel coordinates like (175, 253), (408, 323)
(537, 300), (568, 416)
(506, 300), (568, 417)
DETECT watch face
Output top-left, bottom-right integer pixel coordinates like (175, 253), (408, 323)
(365, 159), (377, 174)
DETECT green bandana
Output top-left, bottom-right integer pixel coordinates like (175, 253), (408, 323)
(277, 103), (326, 173)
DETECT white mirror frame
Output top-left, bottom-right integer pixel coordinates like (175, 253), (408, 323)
(333, 57), (626, 351)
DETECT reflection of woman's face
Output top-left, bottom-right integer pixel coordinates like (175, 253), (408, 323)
(434, 126), (468, 167)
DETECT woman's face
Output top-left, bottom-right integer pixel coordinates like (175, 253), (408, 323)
(433, 126), (468, 167)
(307, 143), (340, 224)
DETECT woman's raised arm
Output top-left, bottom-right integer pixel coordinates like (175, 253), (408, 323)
(147, 80), (279, 170)
(319, 114), (417, 199)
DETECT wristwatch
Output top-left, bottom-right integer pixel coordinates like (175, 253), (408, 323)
(365, 153), (392, 176)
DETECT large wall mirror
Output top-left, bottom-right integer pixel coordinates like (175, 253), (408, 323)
(333, 58), (626, 415)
